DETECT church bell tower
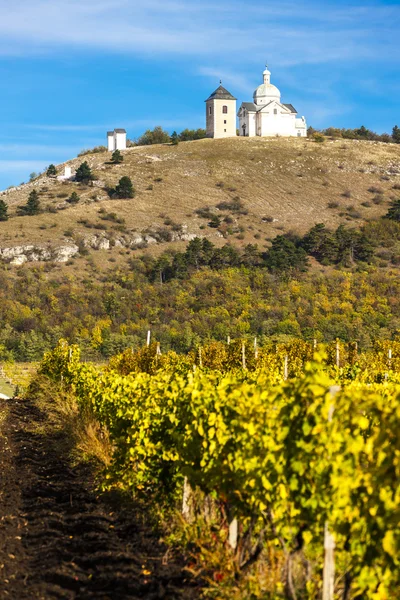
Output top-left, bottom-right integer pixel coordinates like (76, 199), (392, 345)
(205, 82), (237, 138)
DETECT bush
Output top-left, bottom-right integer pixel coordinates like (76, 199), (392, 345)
(111, 150), (123, 164)
(312, 133), (325, 143)
(78, 146), (107, 157)
(67, 191), (80, 204)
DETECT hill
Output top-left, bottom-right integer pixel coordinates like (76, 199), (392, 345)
(1, 136), (399, 268)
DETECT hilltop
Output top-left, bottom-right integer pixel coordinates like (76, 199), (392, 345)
(0, 136), (399, 269)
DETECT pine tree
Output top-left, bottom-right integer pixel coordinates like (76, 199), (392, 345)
(392, 126), (400, 144)
(0, 198), (8, 221)
(170, 131), (179, 145)
(46, 164), (57, 177)
(75, 161), (94, 183)
(385, 199), (400, 221)
(111, 150), (124, 163)
(24, 190), (41, 215)
(67, 191), (80, 204)
(115, 176), (135, 199)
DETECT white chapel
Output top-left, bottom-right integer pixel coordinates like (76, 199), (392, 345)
(206, 65), (307, 139)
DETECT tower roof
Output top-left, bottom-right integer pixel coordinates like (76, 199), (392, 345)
(205, 84), (236, 102)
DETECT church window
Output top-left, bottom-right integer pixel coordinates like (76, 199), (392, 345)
(274, 109), (278, 115)
(209, 106), (212, 115)
(222, 105), (228, 114)
(224, 120), (227, 124)
(224, 129), (226, 132)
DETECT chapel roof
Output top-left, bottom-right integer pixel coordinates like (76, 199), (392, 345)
(240, 102), (257, 112)
(205, 85), (236, 101)
(283, 104), (297, 114)
(114, 129), (127, 133)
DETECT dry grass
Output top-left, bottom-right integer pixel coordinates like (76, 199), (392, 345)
(1, 137), (400, 273)
(30, 375), (113, 468)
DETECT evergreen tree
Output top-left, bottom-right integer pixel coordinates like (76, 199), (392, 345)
(111, 150), (124, 163)
(170, 131), (179, 145)
(301, 223), (338, 264)
(392, 125), (400, 144)
(0, 198), (8, 221)
(385, 199), (400, 221)
(115, 176), (135, 199)
(75, 161), (94, 184)
(67, 191), (80, 204)
(264, 235), (308, 273)
(24, 190), (41, 215)
(46, 164), (57, 177)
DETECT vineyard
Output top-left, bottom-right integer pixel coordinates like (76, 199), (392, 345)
(36, 338), (400, 599)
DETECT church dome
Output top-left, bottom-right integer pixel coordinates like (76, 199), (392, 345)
(253, 83), (281, 102)
(253, 65), (281, 104)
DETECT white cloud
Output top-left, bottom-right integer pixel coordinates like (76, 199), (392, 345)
(0, 0), (398, 67)
(0, 160), (50, 173)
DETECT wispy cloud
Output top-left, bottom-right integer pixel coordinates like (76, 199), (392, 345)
(0, 160), (50, 173)
(23, 118), (197, 133)
(0, 0), (398, 67)
(198, 67), (253, 94)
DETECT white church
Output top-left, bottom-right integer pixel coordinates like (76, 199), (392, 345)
(205, 65), (307, 139)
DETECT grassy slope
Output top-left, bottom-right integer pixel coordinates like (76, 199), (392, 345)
(0, 137), (399, 271)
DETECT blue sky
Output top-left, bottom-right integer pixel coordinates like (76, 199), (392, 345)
(0, 0), (399, 190)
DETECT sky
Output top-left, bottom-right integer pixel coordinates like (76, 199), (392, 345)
(0, 0), (399, 190)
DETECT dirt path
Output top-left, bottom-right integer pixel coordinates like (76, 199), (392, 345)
(0, 397), (200, 599)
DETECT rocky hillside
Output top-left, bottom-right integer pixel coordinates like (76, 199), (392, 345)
(0, 137), (399, 267)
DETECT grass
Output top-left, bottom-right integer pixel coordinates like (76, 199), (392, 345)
(0, 379), (14, 397)
(0, 137), (399, 274)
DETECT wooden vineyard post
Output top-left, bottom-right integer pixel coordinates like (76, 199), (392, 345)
(323, 523), (335, 600)
(198, 346), (203, 368)
(182, 477), (193, 522)
(146, 330), (151, 347)
(155, 342), (161, 366)
(254, 337), (258, 360)
(242, 342), (247, 370)
(386, 348), (392, 381)
(228, 518), (238, 551)
(284, 355), (288, 381)
(227, 335), (231, 345)
(313, 338), (317, 351)
(336, 341), (340, 369)
(323, 385), (340, 600)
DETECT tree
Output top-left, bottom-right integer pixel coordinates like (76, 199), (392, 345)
(392, 126), (400, 144)
(0, 198), (8, 221)
(67, 191), (80, 204)
(264, 235), (308, 273)
(111, 150), (124, 163)
(170, 131), (179, 145)
(136, 126), (171, 146)
(301, 223), (338, 264)
(29, 172), (39, 182)
(115, 176), (135, 199)
(24, 190), (41, 215)
(75, 161), (94, 184)
(46, 164), (57, 177)
(179, 128), (207, 142)
(385, 199), (400, 222)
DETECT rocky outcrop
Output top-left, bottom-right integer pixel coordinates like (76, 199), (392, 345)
(0, 244), (79, 265)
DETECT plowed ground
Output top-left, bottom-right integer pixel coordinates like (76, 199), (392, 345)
(0, 397), (201, 599)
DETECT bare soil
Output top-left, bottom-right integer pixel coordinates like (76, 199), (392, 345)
(0, 397), (200, 599)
